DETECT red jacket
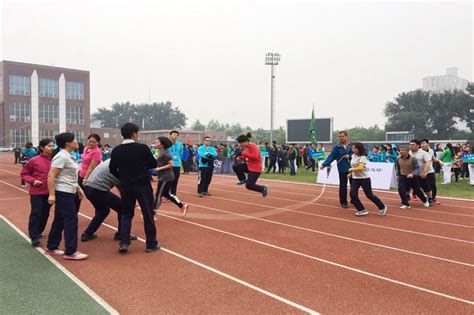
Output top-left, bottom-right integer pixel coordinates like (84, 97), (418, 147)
(20, 153), (51, 195)
(241, 142), (262, 173)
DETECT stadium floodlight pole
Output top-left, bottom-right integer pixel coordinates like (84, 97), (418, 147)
(265, 52), (281, 144)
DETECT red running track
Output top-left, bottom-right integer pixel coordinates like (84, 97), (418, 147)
(0, 154), (473, 314)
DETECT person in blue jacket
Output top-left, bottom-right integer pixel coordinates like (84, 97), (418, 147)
(181, 145), (190, 174)
(197, 136), (217, 197)
(320, 131), (353, 208)
(167, 130), (184, 197)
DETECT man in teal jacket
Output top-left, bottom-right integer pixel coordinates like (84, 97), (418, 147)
(197, 136), (217, 197)
(168, 130), (183, 197)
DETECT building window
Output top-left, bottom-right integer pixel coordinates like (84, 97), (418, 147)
(103, 133), (109, 139)
(66, 106), (84, 124)
(10, 129), (31, 148)
(39, 78), (59, 98)
(9, 75), (31, 96)
(66, 81), (84, 100)
(70, 130), (84, 144)
(39, 104), (59, 123)
(9, 102), (31, 122)
(39, 129), (58, 139)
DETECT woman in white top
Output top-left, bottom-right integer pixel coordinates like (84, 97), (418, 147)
(46, 132), (88, 260)
(348, 142), (387, 217)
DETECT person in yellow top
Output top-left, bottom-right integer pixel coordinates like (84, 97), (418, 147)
(348, 142), (387, 217)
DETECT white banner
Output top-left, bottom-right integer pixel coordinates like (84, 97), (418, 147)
(317, 161), (397, 190)
(469, 164), (474, 186)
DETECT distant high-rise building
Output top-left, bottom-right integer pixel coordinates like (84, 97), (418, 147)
(422, 67), (469, 92)
(0, 60), (90, 147)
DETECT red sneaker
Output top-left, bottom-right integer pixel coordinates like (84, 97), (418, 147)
(63, 251), (88, 260)
(180, 204), (189, 216)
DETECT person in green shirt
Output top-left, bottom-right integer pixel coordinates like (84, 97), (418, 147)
(440, 143), (455, 184)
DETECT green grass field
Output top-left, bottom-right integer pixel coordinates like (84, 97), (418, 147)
(0, 217), (110, 315)
(260, 167), (474, 198)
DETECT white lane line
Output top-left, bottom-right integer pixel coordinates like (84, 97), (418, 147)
(157, 212), (474, 306)
(175, 202), (473, 267)
(0, 215), (119, 315)
(0, 196), (28, 201)
(176, 189), (474, 245)
(178, 182), (474, 228)
(77, 213), (319, 315)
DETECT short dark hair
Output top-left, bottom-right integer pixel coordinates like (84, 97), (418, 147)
(157, 136), (172, 149)
(204, 136), (211, 141)
(121, 123), (139, 139)
(88, 133), (101, 143)
(410, 139), (421, 146)
(169, 130), (179, 136)
(339, 131), (348, 136)
(25, 142), (33, 148)
(38, 138), (54, 152)
(420, 138), (429, 144)
(353, 142), (367, 156)
(55, 132), (75, 149)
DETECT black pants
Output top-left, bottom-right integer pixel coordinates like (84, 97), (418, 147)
(267, 158), (276, 173)
(338, 172), (351, 206)
(154, 181), (184, 210)
(28, 195), (51, 241)
(461, 163), (469, 178)
(426, 173), (437, 200)
(47, 191), (78, 256)
(198, 167), (213, 193)
(453, 168), (461, 181)
(120, 184), (157, 248)
(296, 156), (302, 168)
(74, 176), (84, 212)
(83, 186), (123, 236)
(278, 160), (286, 174)
(350, 178), (385, 211)
(169, 167), (181, 196)
(20, 164), (26, 185)
(14, 154), (20, 164)
(398, 175), (427, 205)
(233, 163), (265, 193)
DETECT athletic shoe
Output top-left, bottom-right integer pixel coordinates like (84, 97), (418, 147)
(197, 193), (204, 198)
(423, 201), (430, 208)
(80, 233), (97, 242)
(341, 204), (349, 209)
(236, 180), (247, 185)
(262, 185), (269, 197)
(378, 206), (388, 216)
(400, 205), (411, 209)
(113, 233), (137, 241)
(162, 197), (169, 204)
(45, 249), (65, 256)
(355, 209), (369, 216)
(118, 244), (129, 253)
(180, 204), (189, 216)
(203, 192), (212, 196)
(31, 239), (41, 247)
(63, 251), (88, 260)
(412, 195), (418, 201)
(145, 243), (161, 253)
(21, 184), (27, 188)
(428, 199), (434, 207)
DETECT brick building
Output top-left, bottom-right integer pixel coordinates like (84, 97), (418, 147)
(0, 60), (90, 147)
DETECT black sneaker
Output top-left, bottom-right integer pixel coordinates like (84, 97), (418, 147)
(118, 244), (129, 253)
(145, 243), (161, 253)
(197, 193), (204, 198)
(114, 233), (138, 241)
(236, 180), (247, 185)
(341, 204), (349, 209)
(81, 233), (97, 242)
(262, 185), (269, 197)
(31, 239), (41, 247)
(203, 192), (212, 196)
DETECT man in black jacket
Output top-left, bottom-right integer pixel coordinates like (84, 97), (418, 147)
(109, 123), (159, 253)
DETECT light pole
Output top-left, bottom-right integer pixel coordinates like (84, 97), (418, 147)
(265, 52), (281, 144)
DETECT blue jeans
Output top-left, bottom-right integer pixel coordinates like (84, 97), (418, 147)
(28, 195), (51, 241)
(47, 191), (78, 255)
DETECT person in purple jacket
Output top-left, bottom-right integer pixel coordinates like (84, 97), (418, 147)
(20, 138), (55, 247)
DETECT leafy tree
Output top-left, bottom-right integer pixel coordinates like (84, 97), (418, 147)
(206, 119), (226, 131)
(333, 125), (386, 142)
(191, 120), (206, 131)
(92, 101), (187, 130)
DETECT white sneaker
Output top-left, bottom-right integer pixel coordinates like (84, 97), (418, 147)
(423, 201), (430, 208)
(400, 205), (411, 209)
(355, 209), (369, 216)
(378, 206), (388, 216)
(45, 249), (64, 256)
(63, 251), (88, 260)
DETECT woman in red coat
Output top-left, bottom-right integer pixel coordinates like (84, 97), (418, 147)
(232, 133), (269, 197)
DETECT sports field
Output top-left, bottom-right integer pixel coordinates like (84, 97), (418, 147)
(0, 153), (473, 314)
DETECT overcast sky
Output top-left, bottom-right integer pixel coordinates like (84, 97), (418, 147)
(1, 0), (472, 130)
